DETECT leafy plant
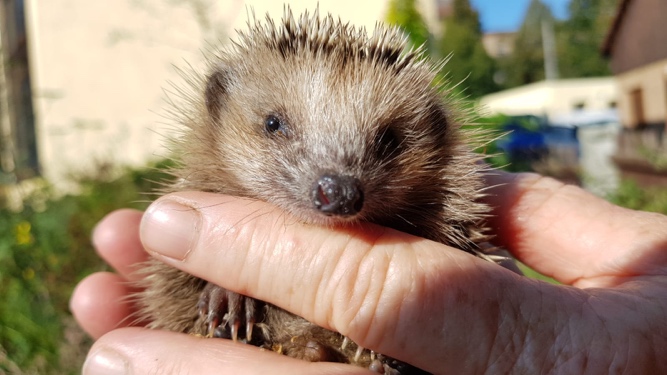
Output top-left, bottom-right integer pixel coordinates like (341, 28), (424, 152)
(0, 160), (172, 374)
(385, 0), (431, 49)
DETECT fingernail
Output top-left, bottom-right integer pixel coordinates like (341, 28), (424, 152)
(141, 199), (201, 260)
(83, 347), (131, 374)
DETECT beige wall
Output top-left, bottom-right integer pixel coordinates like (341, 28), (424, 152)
(481, 32), (515, 59)
(614, 58), (667, 128)
(26, 0), (440, 189)
(26, 0), (237, 189)
(479, 78), (618, 119)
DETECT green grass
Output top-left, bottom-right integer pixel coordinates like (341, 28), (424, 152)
(608, 179), (667, 214)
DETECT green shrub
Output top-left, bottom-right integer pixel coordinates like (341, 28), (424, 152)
(0, 160), (172, 374)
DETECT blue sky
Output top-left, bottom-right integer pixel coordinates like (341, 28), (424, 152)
(470, 0), (571, 33)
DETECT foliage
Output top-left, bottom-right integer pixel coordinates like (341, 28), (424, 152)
(609, 179), (667, 215)
(556, 0), (618, 78)
(502, 0), (555, 87)
(386, 0), (619, 96)
(0, 160), (172, 374)
(385, 0), (430, 49)
(438, 0), (498, 98)
(448, 0), (482, 32)
(500, 0), (619, 88)
(385, 0), (498, 99)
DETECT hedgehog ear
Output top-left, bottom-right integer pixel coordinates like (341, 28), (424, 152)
(204, 68), (231, 121)
(426, 98), (450, 135)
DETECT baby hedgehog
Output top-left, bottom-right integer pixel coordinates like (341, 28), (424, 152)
(135, 8), (492, 375)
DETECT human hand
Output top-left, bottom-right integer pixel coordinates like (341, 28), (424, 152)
(71, 172), (667, 374)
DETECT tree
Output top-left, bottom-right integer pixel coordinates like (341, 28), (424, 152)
(503, 0), (556, 88)
(385, 0), (430, 49)
(557, 0), (619, 78)
(437, 0), (498, 98)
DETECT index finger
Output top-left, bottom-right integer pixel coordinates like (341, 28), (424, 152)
(92, 208), (149, 281)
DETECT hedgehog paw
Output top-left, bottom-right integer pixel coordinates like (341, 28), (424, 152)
(197, 282), (259, 343)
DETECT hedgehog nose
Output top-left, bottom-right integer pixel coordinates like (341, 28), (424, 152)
(312, 174), (364, 216)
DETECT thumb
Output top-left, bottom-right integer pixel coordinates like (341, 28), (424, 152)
(84, 328), (369, 374)
(139, 191), (586, 374)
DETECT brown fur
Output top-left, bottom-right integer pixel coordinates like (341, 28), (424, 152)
(134, 8), (492, 374)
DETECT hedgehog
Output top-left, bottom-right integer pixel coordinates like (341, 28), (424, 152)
(134, 8), (494, 375)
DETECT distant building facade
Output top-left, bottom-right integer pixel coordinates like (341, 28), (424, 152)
(479, 77), (618, 120)
(482, 32), (516, 59)
(602, 0), (667, 129)
(602, 0), (667, 184)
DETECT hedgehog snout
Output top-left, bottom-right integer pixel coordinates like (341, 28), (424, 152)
(311, 174), (364, 217)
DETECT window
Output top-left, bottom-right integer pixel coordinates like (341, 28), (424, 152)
(0, 0), (38, 184)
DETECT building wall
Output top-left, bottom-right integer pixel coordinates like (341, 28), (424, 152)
(614, 58), (667, 128)
(479, 78), (618, 120)
(24, 0), (414, 189)
(481, 32), (515, 59)
(607, 0), (667, 74)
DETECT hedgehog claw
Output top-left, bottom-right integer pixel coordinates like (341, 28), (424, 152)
(354, 345), (364, 362)
(341, 337), (350, 350)
(198, 282), (259, 343)
(230, 319), (239, 342)
(246, 321), (254, 342)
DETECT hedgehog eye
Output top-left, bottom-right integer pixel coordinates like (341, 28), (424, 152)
(264, 114), (287, 136)
(375, 126), (401, 157)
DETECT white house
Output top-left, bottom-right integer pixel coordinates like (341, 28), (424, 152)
(479, 77), (618, 121)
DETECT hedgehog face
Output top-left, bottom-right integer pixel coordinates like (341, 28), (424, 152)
(176, 11), (487, 245)
(211, 56), (451, 225)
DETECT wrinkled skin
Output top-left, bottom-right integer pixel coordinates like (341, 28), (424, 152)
(72, 172), (667, 374)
